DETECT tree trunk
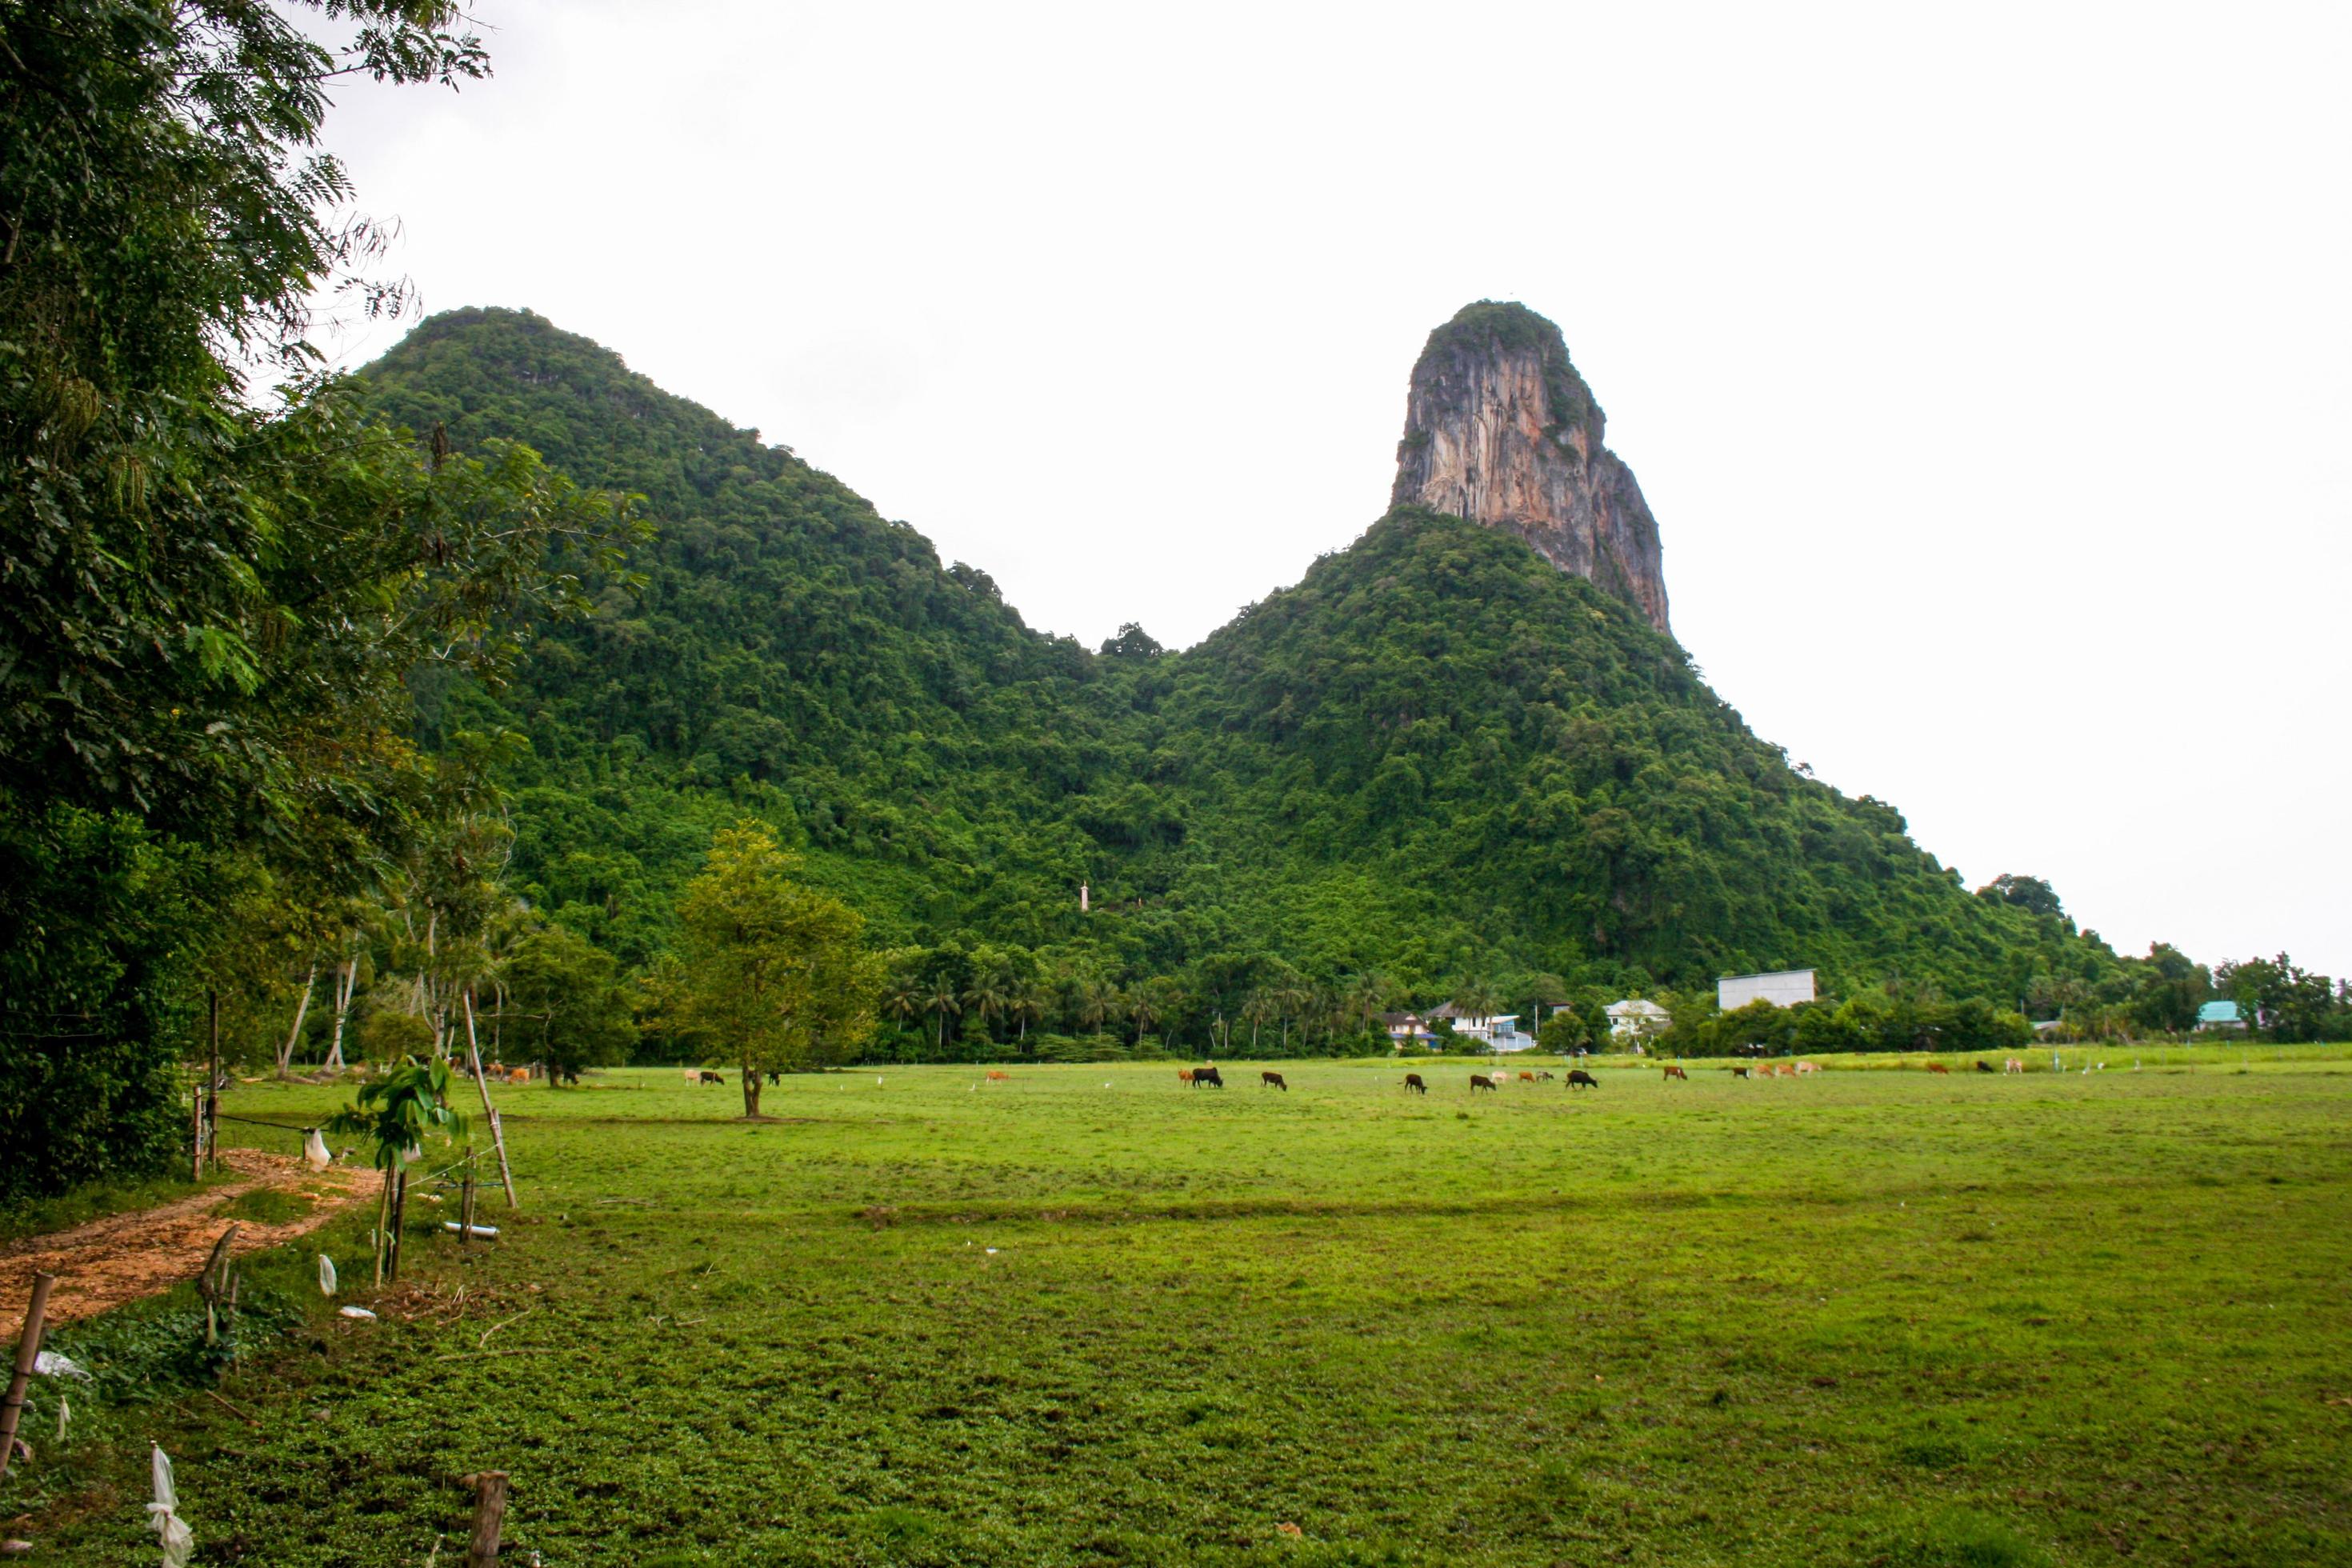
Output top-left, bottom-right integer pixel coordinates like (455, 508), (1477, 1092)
(276, 963), (318, 1080)
(325, 957), (354, 1070)
(742, 1072), (762, 1118)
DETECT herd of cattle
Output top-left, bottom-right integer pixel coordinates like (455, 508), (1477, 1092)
(666, 1058), (2061, 1091)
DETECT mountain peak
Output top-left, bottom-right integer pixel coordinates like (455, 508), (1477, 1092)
(1391, 301), (1670, 633)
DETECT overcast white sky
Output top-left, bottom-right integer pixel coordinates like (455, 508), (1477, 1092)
(308, 1), (2350, 978)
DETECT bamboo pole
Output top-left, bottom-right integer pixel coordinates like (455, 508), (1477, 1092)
(190, 1086), (203, 1182)
(464, 1470), (510, 1566)
(462, 990), (518, 1209)
(0, 1273), (55, 1482)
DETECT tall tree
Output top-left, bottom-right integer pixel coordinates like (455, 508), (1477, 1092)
(675, 822), (878, 1118)
(0, 2), (643, 1199)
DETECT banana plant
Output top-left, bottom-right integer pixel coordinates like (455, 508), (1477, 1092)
(327, 1055), (468, 1285)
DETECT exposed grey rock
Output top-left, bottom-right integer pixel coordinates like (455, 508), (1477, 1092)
(1392, 302), (1670, 634)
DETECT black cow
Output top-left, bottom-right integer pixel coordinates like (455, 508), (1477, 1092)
(1470, 1074), (1498, 1093)
(1566, 1069), (1599, 1090)
(1403, 1073), (1427, 1094)
(1974, 1060), (1997, 1074)
(698, 1070), (725, 1085)
(1261, 1071), (1287, 1091)
(1192, 1066), (1226, 1089)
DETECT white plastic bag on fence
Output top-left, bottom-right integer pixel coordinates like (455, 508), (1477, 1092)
(32, 1351), (89, 1381)
(302, 1128), (330, 1170)
(148, 1445), (194, 1568)
(318, 1254), (337, 1296)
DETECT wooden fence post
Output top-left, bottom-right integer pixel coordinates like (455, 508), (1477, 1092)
(459, 1155), (477, 1246)
(0, 1273), (55, 1482)
(387, 1170), (408, 1282)
(462, 991), (518, 1209)
(205, 988), (221, 1174)
(463, 1470), (510, 1565)
(190, 1086), (204, 1182)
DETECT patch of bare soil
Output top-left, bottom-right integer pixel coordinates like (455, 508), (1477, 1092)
(0, 1150), (381, 1338)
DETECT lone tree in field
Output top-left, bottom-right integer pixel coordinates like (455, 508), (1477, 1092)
(677, 822), (879, 1118)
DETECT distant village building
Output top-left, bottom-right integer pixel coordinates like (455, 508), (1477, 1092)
(1606, 998), (1670, 1041)
(1380, 1011), (1431, 1049)
(2194, 1000), (2246, 1032)
(1718, 969), (1817, 1010)
(1382, 1007), (1535, 1051)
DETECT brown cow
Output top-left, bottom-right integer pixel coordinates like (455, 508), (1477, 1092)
(1536, 1071), (1556, 1082)
(698, 1070), (725, 1085)
(1794, 1061), (1819, 1075)
(1261, 1071), (1287, 1091)
(506, 1067), (530, 1086)
(1470, 1074), (1498, 1093)
(1925, 1062), (1950, 1075)
(1518, 1071), (1536, 1082)
(1174, 1070), (1191, 1084)
(1731, 1066), (1750, 1079)
(1662, 1065), (1688, 1081)
(1403, 1073), (1427, 1094)
(986, 1070), (1011, 1082)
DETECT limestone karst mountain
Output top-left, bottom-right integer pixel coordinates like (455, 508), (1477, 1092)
(1392, 302), (1671, 634)
(354, 306), (2107, 1011)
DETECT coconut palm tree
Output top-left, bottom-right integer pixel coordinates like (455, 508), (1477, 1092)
(962, 974), (1012, 1046)
(924, 977), (961, 1054)
(1126, 986), (1161, 1046)
(1077, 979), (1118, 1038)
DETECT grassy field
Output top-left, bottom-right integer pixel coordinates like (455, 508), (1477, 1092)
(17, 1050), (2352, 1566)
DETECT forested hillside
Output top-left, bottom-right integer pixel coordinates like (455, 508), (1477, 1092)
(357, 309), (2120, 1046)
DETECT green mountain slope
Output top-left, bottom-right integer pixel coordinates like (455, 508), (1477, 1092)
(358, 309), (2113, 1029)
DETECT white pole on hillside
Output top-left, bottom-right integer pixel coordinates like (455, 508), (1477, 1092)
(462, 989), (518, 1208)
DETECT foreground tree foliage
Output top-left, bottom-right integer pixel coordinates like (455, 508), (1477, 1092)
(0, 3), (643, 1198)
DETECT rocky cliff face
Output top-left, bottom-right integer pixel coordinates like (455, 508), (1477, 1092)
(1391, 302), (1670, 634)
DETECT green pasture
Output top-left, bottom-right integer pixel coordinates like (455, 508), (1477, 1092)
(21, 1050), (2352, 1566)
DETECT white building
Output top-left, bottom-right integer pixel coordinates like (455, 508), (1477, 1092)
(1430, 1004), (1534, 1051)
(1605, 998), (1670, 1041)
(1718, 970), (1817, 1011)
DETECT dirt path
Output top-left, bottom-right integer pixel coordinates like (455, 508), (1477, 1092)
(0, 1149), (382, 1339)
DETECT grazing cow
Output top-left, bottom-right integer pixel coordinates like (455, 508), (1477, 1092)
(1261, 1071), (1288, 1091)
(1566, 1069), (1599, 1090)
(1174, 1069), (1192, 1084)
(1731, 1066), (1750, 1079)
(1663, 1065), (1689, 1081)
(1193, 1066), (1226, 1089)
(1536, 1071), (1556, 1082)
(2004, 1058), (2024, 1074)
(986, 1070), (1011, 1082)
(1470, 1074), (1498, 1093)
(506, 1067), (530, 1086)
(682, 1067), (702, 1085)
(1403, 1073), (1427, 1094)
(1519, 1071), (1537, 1082)
(1794, 1061), (1819, 1075)
(1924, 1062), (1950, 1075)
(1975, 1059), (1997, 1074)
(698, 1070), (726, 1085)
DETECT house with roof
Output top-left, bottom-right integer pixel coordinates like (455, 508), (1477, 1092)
(2194, 1000), (2246, 1033)
(1606, 998), (1670, 1042)
(1430, 1003), (1534, 1051)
